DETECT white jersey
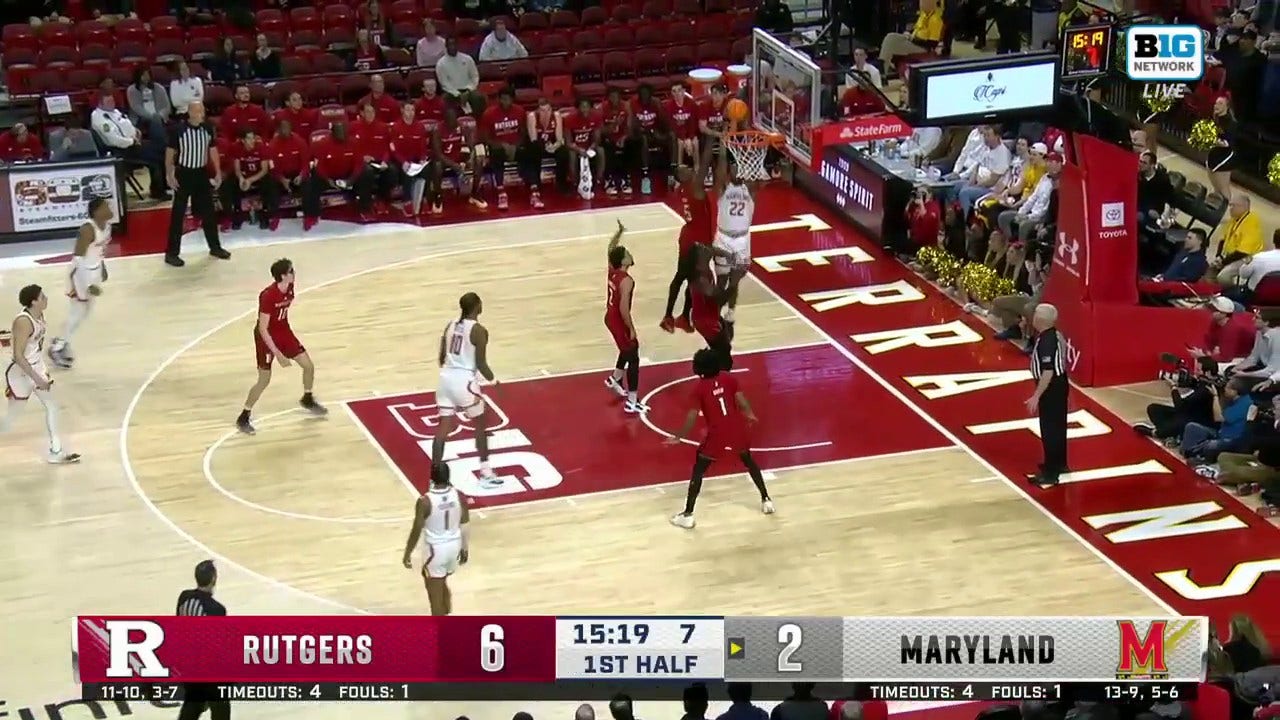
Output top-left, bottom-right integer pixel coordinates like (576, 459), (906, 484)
(441, 319), (478, 375)
(717, 183), (754, 236)
(76, 220), (111, 269)
(14, 310), (46, 368)
(422, 486), (463, 545)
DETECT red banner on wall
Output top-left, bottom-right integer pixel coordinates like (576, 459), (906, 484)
(1043, 160), (1096, 385)
(75, 616), (557, 683)
(1074, 134), (1139, 305)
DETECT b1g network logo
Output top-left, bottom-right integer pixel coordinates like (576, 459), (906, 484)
(1125, 25), (1205, 81)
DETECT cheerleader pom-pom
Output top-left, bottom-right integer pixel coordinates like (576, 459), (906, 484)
(992, 276), (1017, 298)
(935, 254), (963, 285)
(1267, 154), (1280, 188)
(960, 262), (1002, 302)
(1141, 95), (1175, 122)
(1188, 119), (1220, 152)
(916, 245), (943, 274)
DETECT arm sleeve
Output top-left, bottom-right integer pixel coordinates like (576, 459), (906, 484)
(1036, 334), (1063, 376)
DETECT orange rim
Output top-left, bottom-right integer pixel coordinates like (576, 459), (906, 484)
(725, 129), (785, 148)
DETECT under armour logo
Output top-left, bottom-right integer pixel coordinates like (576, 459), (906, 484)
(1056, 231), (1081, 267)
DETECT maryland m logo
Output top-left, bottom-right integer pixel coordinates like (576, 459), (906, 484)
(1116, 619), (1194, 679)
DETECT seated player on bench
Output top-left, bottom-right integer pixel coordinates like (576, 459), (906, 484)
(524, 96), (570, 206)
(630, 83), (668, 195)
(598, 86), (634, 197)
(562, 96), (604, 200)
(429, 103), (486, 214)
(220, 128), (279, 232)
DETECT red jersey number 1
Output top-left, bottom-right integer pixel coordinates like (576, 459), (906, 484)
(717, 396), (728, 415)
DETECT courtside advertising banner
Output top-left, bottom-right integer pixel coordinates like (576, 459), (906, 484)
(1073, 134), (1140, 305)
(5, 159), (121, 233)
(1043, 159), (1096, 383)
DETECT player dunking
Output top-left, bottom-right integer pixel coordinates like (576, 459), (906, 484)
(602, 220), (644, 413)
(3, 284), (80, 464)
(402, 462), (470, 616)
(50, 198), (114, 368)
(712, 144), (760, 332)
(433, 292), (501, 488)
(660, 157), (715, 334)
(666, 348), (773, 529)
(236, 258), (328, 434)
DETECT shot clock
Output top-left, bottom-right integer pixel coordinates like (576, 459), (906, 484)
(1061, 23), (1114, 81)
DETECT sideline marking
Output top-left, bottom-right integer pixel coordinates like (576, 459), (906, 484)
(121, 209), (680, 611)
(657, 202), (1178, 614)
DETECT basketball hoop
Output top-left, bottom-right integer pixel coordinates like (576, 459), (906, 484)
(725, 129), (783, 182)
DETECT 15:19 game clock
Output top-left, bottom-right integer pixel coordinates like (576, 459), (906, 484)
(1060, 23), (1113, 80)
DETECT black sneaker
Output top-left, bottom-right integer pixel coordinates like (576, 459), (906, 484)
(165, 255), (185, 267)
(1132, 422), (1156, 437)
(210, 248), (231, 260)
(236, 416), (256, 435)
(300, 395), (329, 416)
(1028, 473), (1060, 487)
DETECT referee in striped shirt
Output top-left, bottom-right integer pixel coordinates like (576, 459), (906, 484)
(165, 102), (231, 268)
(1025, 303), (1069, 487)
(176, 560), (230, 720)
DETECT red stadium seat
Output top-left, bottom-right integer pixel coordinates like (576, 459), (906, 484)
(519, 11), (549, 31)
(2, 24), (38, 53)
(667, 21), (696, 44)
(696, 14), (732, 39)
(507, 59), (538, 89)
(603, 27), (632, 48)
(572, 29), (604, 52)
(256, 8), (286, 33)
(290, 6), (322, 33)
(603, 51), (637, 92)
(68, 67), (103, 90)
(204, 84), (234, 114)
(269, 80), (299, 106)
(30, 70), (67, 94)
(571, 53), (605, 98)
(641, 1), (666, 20)
(730, 37), (750, 62)
(549, 10), (578, 28)
(322, 4), (355, 28)
(537, 55), (573, 104)
(38, 22), (77, 49)
(390, 0), (421, 25)
(81, 42), (112, 67)
(3, 46), (39, 91)
(634, 48), (665, 86)
(393, 21), (420, 45)
(290, 29), (323, 53)
(153, 38), (188, 64)
(115, 17), (149, 43)
(108, 66), (133, 88)
(665, 44), (695, 81)
(75, 20), (111, 46)
(674, 0), (700, 14)
(40, 46), (79, 70)
(697, 40), (730, 63)
(149, 14), (185, 41)
(611, 4), (639, 23)
(404, 68), (434, 94)
(189, 37), (218, 61)
(454, 18), (481, 37)
(634, 23), (665, 46)
(281, 54), (312, 77)
(581, 6), (608, 24)
(150, 64), (174, 85)
(312, 52), (347, 74)
(730, 10), (754, 36)
(540, 31), (570, 54)
(338, 74), (371, 103)
(323, 26), (356, 51)
(248, 83), (269, 105)
(305, 76), (337, 104)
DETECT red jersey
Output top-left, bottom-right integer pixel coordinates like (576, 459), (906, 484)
(359, 91), (401, 124)
(267, 133), (309, 178)
(689, 269), (721, 341)
(436, 123), (466, 163)
(677, 183), (715, 252)
(273, 106), (318, 138)
(0, 130), (44, 161)
(353, 43), (381, 71)
(663, 96), (699, 139)
(221, 102), (272, 140)
(530, 108), (558, 144)
(630, 97), (661, 134)
(311, 136), (360, 181)
(604, 267), (636, 351)
(597, 100), (629, 144)
(562, 109), (601, 148)
(415, 94), (446, 125)
(390, 119), (430, 164)
(481, 103), (525, 145)
(698, 97), (728, 134)
(255, 282), (304, 369)
(350, 118), (391, 163)
(233, 141), (267, 177)
(691, 372), (748, 457)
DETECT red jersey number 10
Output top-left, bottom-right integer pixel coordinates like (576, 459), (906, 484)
(276, 306), (289, 322)
(606, 282), (616, 308)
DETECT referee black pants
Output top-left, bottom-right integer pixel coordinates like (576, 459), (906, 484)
(167, 166), (223, 259)
(178, 685), (230, 720)
(1038, 382), (1069, 480)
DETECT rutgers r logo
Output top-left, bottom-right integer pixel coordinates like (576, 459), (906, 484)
(383, 394), (563, 498)
(93, 619), (170, 678)
(1116, 620), (1171, 680)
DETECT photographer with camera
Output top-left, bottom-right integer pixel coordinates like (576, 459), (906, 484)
(904, 186), (942, 255)
(1135, 355), (1222, 444)
(1178, 377), (1255, 464)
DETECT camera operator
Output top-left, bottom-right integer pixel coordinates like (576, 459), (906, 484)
(1178, 377), (1254, 463)
(902, 186), (941, 255)
(1135, 356), (1222, 443)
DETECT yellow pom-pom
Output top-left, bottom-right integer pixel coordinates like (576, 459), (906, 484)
(935, 255), (962, 285)
(1268, 154), (1280, 189)
(1142, 95), (1175, 118)
(1188, 119), (1220, 152)
(992, 277), (1017, 297)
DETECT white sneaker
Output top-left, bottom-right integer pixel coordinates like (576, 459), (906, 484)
(721, 307), (736, 323)
(670, 512), (696, 529)
(49, 342), (73, 369)
(478, 471), (503, 489)
(762, 499), (775, 515)
(624, 400), (648, 414)
(604, 376), (627, 397)
(47, 450), (82, 464)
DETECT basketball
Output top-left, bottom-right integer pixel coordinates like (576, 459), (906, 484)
(725, 98), (749, 123)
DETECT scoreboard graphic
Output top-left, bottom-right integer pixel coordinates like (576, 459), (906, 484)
(74, 615), (1208, 703)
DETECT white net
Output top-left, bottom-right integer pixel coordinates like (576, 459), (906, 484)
(726, 134), (772, 181)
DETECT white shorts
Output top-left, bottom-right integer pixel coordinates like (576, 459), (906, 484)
(5, 360), (50, 401)
(713, 231), (751, 274)
(423, 538), (462, 578)
(68, 262), (104, 302)
(436, 371), (486, 419)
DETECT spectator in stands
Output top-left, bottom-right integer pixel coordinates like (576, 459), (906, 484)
(352, 28), (386, 71)
(905, 187), (941, 253)
(275, 92), (319, 139)
(1213, 194), (1264, 284)
(1030, 0), (1060, 50)
(991, 255), (1048, 342)
(944, 125), (985, 178)
(0, 123), (45, 162)
(1223, 614), (1271, 672)
(169, 61), (205, 117)
(838, 72), (886, 117)
(1152, 227), (1210, 283)
(1180, 378), (1254, 462)
(127, 67), (172, 142)
(267, 119), (309, 217)
(609, 694), (637, 720)
(361, 0), (389, 47)
(221, 85), (272, 143)
(954, 125), (1011, 215)
(997, 151), (1060, 243)
(350, 103), (395, 219)
(575, 704), (595, 720)
(219, 129), (278, 231)
(878, 0), (943, 76)
(1225, 229), (1280, 303)
(717, 684), (769, 720)
(250, 33), (283, 80)
(390, 103), (431, 217)
(755, 0), (794, 35)
(901, 125), (943, 161)
(305, 123), (362, 230)
(437, 38), (483, 115)
(415, 78), (446, 125)
(1137, 151), (1174, 227)
(92, 92), (168, 200)
(479, 19), (529, 61)
(415, 19), (447, 68)
(682, 683), (709, 720)
(771, 683), (828, 720)
(209, 37), (249, 85)
(1220, 30), (1267, 121)
(49, 117), (98, 161)
(842, 47), (882, 90)
(1191, 296), (1257, 365)
(359, 74), (402, 124)
(86, 0), (136, 22)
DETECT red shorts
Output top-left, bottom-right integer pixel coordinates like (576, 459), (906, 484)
(674, 125), (699, 141)
(606, 319), (638, 352)
(679, 224), (711, 254)
(255, 328), (305, 370)
(699, 424), (749, 460)
(692, 314), (721, 345)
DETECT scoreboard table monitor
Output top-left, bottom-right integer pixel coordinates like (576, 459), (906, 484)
(1061, 23), (1113, 81)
